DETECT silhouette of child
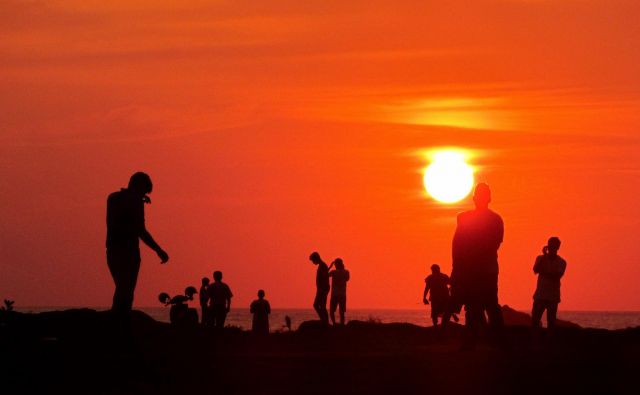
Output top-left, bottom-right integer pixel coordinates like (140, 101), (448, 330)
(200, 277), (210, 325)
(207, 271), (233, 329)
(532, 237), (567, 329)
(250, 290), (271, 335)
(329, 258), (350, 325)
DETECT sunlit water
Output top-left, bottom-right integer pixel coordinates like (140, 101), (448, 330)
(15, 307), (640, 331)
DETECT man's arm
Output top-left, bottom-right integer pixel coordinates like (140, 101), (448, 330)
(422, 282), (430, 305)
(140, 229), (169, 263)
(494, 215), (504, 250)
(226, 286), (233, 312)
(533, 256), (542, 274)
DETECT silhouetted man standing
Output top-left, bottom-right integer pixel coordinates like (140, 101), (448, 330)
(250, 289), (271, 335)
(208, 271), (233, 329)
(106, 172), (169, 320)
(451, 183), (504, 346)
(310, 252), (330, 325)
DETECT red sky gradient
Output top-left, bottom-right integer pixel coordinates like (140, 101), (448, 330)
(2, 0), (640, 311)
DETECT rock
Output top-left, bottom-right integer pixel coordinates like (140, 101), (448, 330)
(502, 305), (581, 328)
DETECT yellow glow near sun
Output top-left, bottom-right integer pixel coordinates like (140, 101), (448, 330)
(423, 150), (474, 203)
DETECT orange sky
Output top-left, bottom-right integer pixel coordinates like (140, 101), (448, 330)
(2, 0), (640, 311)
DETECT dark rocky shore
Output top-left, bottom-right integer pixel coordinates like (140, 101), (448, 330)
(1, 307), (638, 395)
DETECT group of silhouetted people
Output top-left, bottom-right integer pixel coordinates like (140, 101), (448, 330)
(106, 173), (566, 343)
(197, 271), (271, 334)
(199, 271), (233, 329)
(309, 252), (350, 326)
(420, 183), (567, 348)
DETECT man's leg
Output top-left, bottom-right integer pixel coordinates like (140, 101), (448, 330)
(320, 291), (329, 324)
(531, 300), (545, 327)
(212, 306), (222, 329)
(107, 250), (140, 318)
(431, 306), (439, 327)
(329, 296), (337, 325)
(485, 277), (504, 330)
(314, 291), (329, 324)
(200, 306), (207, 325)
(546, 302), (558, 329)
(463, 303), (482, 349)
(339, 296), (346, 325)
(219, 310), (228, 328)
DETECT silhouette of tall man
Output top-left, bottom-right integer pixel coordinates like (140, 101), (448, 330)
(309, 252), (330, 324)
(106, 172), (169, 319)
(451, 183), (504, 344)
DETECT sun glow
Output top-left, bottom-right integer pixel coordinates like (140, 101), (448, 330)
(423, 150), (474, 203)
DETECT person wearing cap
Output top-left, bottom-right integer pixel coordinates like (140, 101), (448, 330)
(451, 183), (504, 347)
(106, 172), (169, 321)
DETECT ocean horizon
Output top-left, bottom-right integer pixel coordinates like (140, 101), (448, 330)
(15, 306), (640, 331)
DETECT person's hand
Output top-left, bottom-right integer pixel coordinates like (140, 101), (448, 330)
(423, 298), (429, 305)
(157, 249), (169, 264)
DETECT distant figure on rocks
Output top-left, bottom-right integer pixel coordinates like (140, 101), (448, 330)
(159, 286), (199, 326)
(309, 252), (331, 325)
(532, 237), (567, 329)
(208, 271), (233, 329)
(106, 172), (169, 321)
(250, 289), (271, 335)
(329, 258), (350, 326)
(451, 183), (504, 347)
(423, 264), (458, 326)
(199, 277), (210, 325)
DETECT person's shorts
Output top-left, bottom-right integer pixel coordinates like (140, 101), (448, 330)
(330, 294), (346, 312)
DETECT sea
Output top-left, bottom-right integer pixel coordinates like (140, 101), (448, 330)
(15, 307), (640, 331)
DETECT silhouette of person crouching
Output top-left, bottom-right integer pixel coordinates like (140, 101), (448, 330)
(532, 237), (567, 329)
(106, 172), (169, 322)
(250, 289), (271, 335)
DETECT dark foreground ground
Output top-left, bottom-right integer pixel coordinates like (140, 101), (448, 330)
(1, 308), (638, 395)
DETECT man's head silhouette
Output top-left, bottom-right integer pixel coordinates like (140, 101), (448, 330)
(213, 271), (223, 282)
(547, 237), (561, 254)
(430, 264), (441, 274)
(201, 277), (210, 286)
(258, 289), (265, 299)
(309, 252), (321, 265)
(129, 172), (153, 196)
(473, 182), (491, 209)
(333, 258), (344, 270)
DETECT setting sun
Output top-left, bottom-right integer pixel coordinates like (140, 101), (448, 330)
(423, 150), (474, 203)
